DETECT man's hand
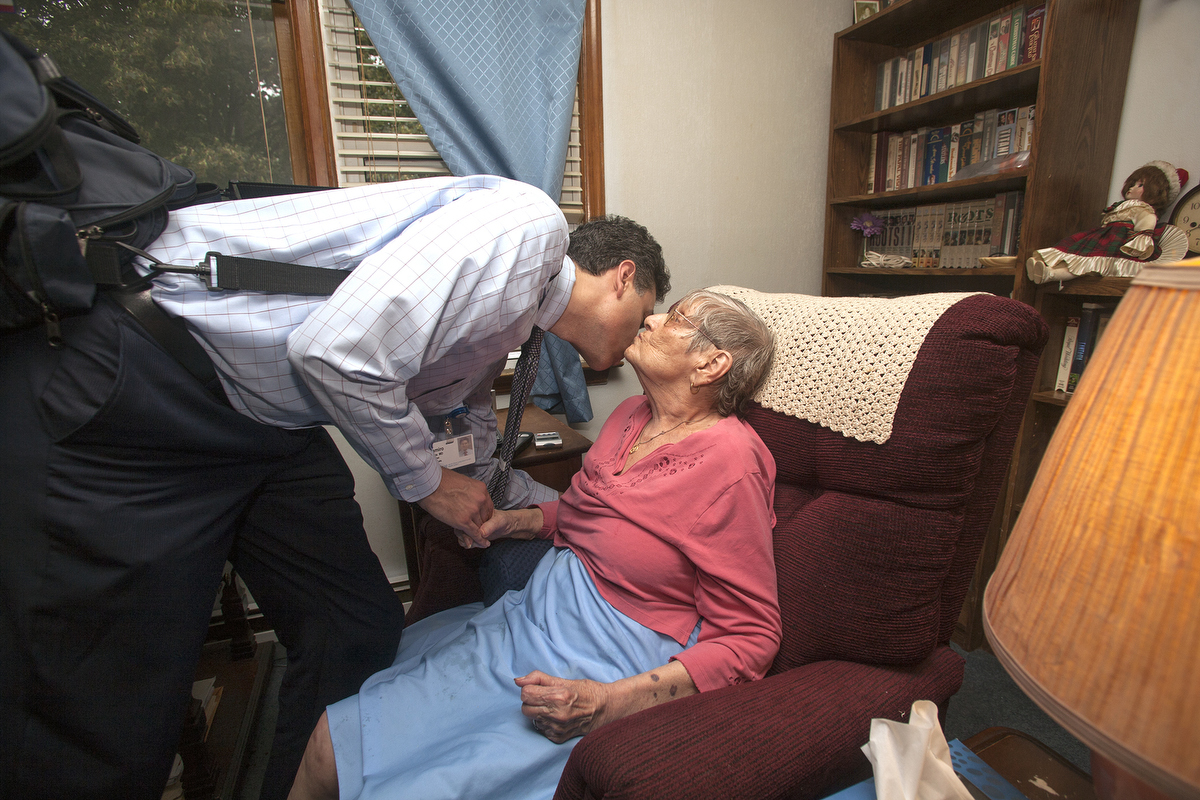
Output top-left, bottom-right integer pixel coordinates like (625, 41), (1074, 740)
(416, 468), (493, 548)
(515, 671), (610, 744)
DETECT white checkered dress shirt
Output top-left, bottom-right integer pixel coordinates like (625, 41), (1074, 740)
(145, 175), (568, 506)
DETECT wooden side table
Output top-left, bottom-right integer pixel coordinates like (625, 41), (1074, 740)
(496, 403), (593, 492)
(398, 404), (593, 592)
(964, 727), (1095, 800)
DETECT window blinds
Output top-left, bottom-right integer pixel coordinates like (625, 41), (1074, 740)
(319, 0), (584, 223)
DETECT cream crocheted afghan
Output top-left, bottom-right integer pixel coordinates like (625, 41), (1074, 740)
(710, 286), (980, 444)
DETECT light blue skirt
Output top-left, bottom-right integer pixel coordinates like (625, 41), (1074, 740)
(328, 547), (697, 800)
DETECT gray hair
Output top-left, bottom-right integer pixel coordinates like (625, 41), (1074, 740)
(677, 289), (775, 418)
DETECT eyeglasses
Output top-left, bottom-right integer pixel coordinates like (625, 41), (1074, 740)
(665, 301), (717, 348)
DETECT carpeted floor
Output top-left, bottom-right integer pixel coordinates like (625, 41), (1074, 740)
(235, 640), (1091, 799)
(944, 643), (1090, 773)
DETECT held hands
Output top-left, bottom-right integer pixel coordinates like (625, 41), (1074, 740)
(416, 468), (493, 548)
(515, 671), (611, 744)
(476, 507), (543, 547)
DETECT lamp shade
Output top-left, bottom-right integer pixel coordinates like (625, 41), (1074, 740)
(984, 260), (1200, 800)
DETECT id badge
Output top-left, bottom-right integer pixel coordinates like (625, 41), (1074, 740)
(430, 407), (475, 469)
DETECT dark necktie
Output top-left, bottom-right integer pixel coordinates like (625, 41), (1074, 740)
(488, 326), (544, 506)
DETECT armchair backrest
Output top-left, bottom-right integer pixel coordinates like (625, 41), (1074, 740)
(741, 293), (1046, 674)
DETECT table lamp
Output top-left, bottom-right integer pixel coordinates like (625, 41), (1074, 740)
(984, 259), (1200, 800)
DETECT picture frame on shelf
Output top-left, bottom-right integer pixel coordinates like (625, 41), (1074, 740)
(854, 1), (880, 24)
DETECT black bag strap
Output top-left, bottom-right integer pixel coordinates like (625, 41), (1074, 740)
(200, 251), (350, 295)
(85, 242), (350, 295)
(107, 286), (224, 398)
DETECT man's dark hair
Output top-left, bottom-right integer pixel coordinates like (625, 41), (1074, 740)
(567, 215), (670, 302)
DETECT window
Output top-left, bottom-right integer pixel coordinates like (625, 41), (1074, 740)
(279, 0), (603, 221)
(2, 0), (602, 219)
(313, 0), (589, 222)
(319, 0), (450, 185)
(2, 0), (293, 185)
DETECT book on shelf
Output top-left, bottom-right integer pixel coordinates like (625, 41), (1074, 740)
(955, 118), (976, 173)
(866, 134), (878, 194)
(1007, 5), (1026, 69)
(1024, 4), (1046, 62)
(969, 111), (985, 164)
(971, 21), (989, 81)
(980, 109), (999, 166)
(1067, 303), (1116, 393)
(895, 55), (909, 107)
(1055, 316), (1080, 392)
(885, 134), (899, 192)
(888, 133), (902, 194)
(955, 29), (970, 86)
(995, 14), (1012, 73)
(939, 202), (958, 268)
(906, 130), (920, 189)
(997, 190), (1024, 255)
(994, 108), (1018, 159)
(874, 131), (889, 193)
(923, 127), (945, 186)
(936, 37), (950, 93)
(911, 206), (929, 267)
(947, 124), (962, 181)
(947, 33), (961, 91)
(965, 24), (981, 82)
(936, 126), (952, 184)
(1015, 106), (1031, 153)
(985, 16), (1002, 76)
(878, 59), (892, 111)
(920, 42), (934, 97)
(969, 198), (995, 266)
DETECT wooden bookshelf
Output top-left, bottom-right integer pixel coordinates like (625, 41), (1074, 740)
(819, 0), (1141, 648)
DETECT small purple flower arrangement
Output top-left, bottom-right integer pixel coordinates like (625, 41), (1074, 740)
(851, 212), (883, 238)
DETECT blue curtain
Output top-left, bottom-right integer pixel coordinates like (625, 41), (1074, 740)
(349, 0), (593, 421)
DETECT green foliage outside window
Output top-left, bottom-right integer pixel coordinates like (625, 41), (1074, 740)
(2, 0), (293, 186)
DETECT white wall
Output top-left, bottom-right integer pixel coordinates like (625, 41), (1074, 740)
(1106, 0), (1200, 206)
(352, 0), (1200, 581)
(576, 0), (843, 439)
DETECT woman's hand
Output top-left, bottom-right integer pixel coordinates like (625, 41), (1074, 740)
(467, 507), (543, 548)
(516, 661), (698, 743)
(515, 671), (611, 744)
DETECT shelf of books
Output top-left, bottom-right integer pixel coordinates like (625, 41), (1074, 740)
(823, 1), (1049, 300)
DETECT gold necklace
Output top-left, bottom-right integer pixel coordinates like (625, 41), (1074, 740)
(628, 414), (712, 455)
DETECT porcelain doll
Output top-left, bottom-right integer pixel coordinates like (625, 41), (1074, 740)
(1026, 161), (1189, 283)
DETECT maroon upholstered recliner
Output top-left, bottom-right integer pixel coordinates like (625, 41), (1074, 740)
(410, 291), (1046, 800)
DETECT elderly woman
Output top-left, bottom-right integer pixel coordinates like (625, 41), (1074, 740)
(289, 289), (779, 800)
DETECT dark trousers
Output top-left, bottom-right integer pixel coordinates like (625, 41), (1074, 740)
(0, 297), (404, 800)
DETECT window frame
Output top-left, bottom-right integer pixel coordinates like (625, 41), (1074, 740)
(273, 0), (605, 219)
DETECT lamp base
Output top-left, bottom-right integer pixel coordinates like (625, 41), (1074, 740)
(1092, 753), (1176, 800)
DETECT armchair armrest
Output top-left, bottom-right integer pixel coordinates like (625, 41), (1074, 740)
(554, 646), (965, 800)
